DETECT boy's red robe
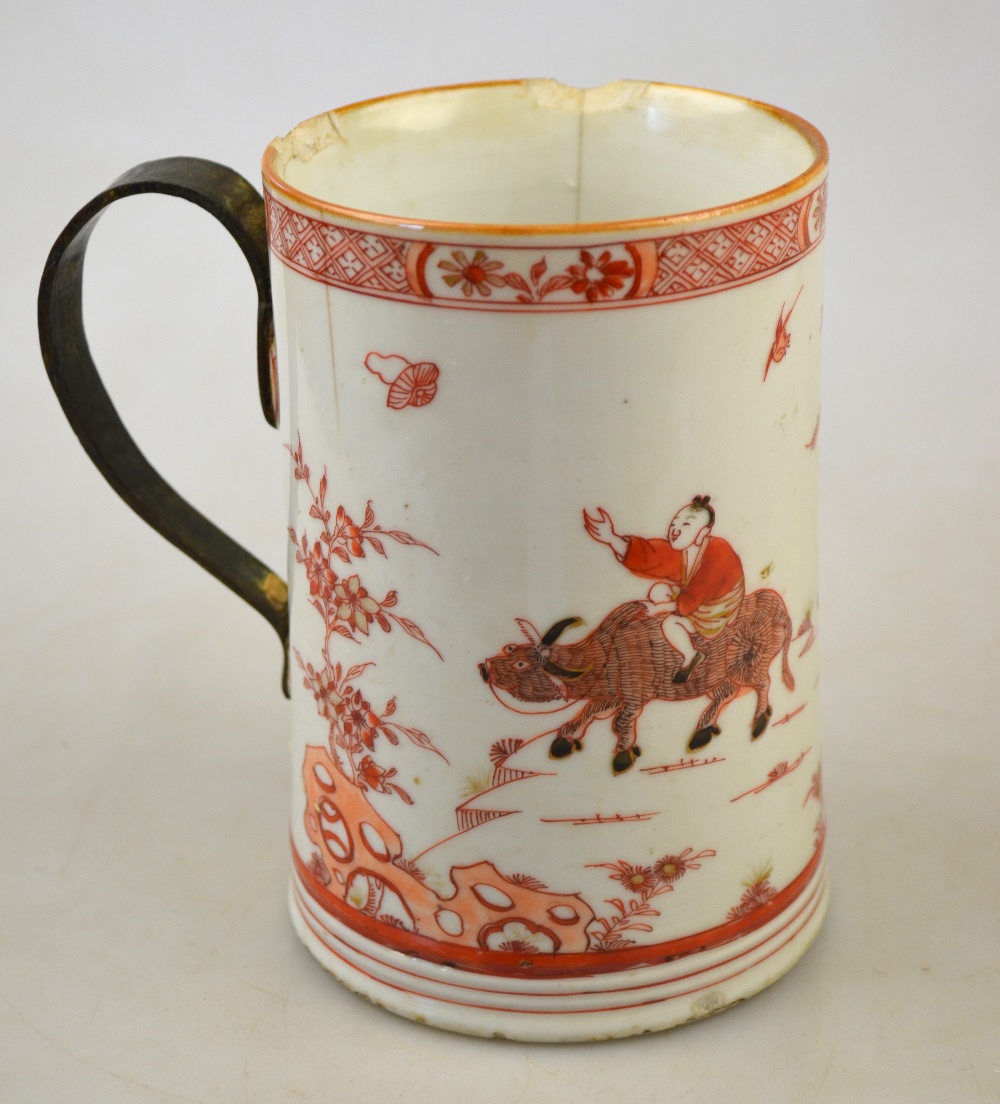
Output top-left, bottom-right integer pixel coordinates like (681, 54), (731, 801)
(622, 534), (745, 637)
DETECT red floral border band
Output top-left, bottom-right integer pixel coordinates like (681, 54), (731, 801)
(293, 838), (825, 979)
(264, 183), (827, 312)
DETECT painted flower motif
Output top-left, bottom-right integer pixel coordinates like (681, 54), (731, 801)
(483, 921), (557, 954)
(740, 881), (778, 911)
(565, 249), (633, 302)
(303, 665), (344, 721)
(770, 321), (792, 365)
(654, 854), (691, 884)
(341, 688), (381, 750)
(357, 754), (390, 792)
(331, 506), (364, 558)
(763, 287), (801, 381)
(334, 575), (380, 635)
(608, 862), (657, 898)
(305, 541), (337, 600)
(307, 851), (331, 886)
(811, 188), (827, 236)
(727, 864), (779, 921)
(355, 755), (412, 804)
(438, 249), (506, 297)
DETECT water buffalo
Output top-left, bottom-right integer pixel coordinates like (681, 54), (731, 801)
(479, 592), (794, 774)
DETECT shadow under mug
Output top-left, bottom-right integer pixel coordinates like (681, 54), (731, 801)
(39, 80), (829, 1042)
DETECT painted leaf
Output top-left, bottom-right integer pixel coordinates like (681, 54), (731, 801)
(380, 531), (437, 553)
(503, 271), (531, 293)
(539, 273), (574, 298)
(393, 615), (443, 660)
(345, 662), (374, 681)
(393, 723), (449, 762)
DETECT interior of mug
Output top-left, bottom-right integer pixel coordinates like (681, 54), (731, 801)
(265, 80), (824, 229)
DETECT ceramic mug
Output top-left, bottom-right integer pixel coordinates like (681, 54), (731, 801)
(39, 80), (829, 1042)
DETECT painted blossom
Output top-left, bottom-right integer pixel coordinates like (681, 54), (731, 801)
(654, 854), (691, 884)
(438, 249), (506, 297)
(763, 287), (802, 380)
(654, 847), (715, 883)
(303, 665), (344, 721)
(341, 687), (381, 751)
(727, 864), (779, 921)
(357, 754), (390, 792)
(304, 541), (337, 600)
(565, 249), (633, 302)
(334, 575), (381, 635)
(331, 506), (365, 558)
(607, 862), (657, 899)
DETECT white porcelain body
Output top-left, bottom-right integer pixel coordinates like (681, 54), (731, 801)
(264, 81), (828, 1041)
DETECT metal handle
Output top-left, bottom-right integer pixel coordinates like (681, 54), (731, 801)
(38, 156), (289, 695)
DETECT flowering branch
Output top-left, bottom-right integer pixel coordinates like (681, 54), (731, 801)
(726, 863), (778, 922)
(289, 437), (449, 802)
(295, 648), (448, 797)
(502, 256), (574, 303)
(288, 434), (442, 661)
(587, 848), (715, 951)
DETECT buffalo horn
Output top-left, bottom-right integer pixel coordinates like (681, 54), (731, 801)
(543, 658), (589, 680)
(540, 616), (583, 647)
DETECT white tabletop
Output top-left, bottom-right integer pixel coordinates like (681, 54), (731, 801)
(3, 2), (998, 1101)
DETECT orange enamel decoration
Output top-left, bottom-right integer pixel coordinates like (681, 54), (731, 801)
(365, 352), (440, 409)
(38, 80), (832, 1044)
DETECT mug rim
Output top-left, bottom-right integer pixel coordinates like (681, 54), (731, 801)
(261, 78), (829, 237)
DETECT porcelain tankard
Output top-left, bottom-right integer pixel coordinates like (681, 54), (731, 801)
(39, 80), (829, 1041)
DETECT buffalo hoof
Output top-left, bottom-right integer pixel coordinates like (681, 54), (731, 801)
(550, 736), (583, 759)
(672, 650), (705, 685)
(751, 706), (773, 740)
(611, 746), (642, 775)
(687, 725), (721, 752)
